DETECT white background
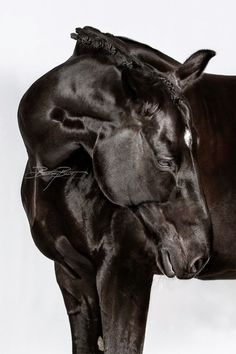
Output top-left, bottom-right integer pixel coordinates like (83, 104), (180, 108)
(1, 1), (236, 353)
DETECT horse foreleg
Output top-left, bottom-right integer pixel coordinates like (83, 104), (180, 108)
(55, 261), (103, 354)
(96, 259), (153, 354)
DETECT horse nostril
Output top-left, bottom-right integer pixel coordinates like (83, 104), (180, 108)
(189, 256), (205, 274)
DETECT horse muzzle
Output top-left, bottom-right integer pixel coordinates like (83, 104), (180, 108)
(157, 246), (211, 279)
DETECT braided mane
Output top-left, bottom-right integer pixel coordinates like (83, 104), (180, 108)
(71, 26), (184, 105)
(71, 26), (139, 69)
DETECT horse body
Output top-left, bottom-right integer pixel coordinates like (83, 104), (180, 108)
(18, 27), (235, 353)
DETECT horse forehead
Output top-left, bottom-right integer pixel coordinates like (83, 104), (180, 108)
(157, 107), (184, 142)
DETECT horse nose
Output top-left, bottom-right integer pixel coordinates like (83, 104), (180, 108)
(189, 255), (209, 275)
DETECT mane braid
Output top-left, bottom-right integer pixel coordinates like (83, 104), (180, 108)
(71, 30), (140, 69)
(157, 76), (184, 104)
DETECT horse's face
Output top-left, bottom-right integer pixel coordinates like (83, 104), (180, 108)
(92, 50), (215, 279)
(131, 97), (212, 279)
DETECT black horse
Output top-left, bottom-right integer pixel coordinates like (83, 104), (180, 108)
(18, 26), (230, 354)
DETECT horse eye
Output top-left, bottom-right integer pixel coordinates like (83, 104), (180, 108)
(157, 158), (175, 169)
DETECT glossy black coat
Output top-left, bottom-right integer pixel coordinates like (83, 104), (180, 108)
(18, 27), (234, 354)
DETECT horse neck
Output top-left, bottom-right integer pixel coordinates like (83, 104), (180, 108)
(185, 74), (236, 200)
(186, 73), (236, 152)
(117, 36), (180, 72)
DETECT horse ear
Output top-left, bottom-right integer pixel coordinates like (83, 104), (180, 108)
(174, 50), (216, 90)
(92, 126), (176, 206)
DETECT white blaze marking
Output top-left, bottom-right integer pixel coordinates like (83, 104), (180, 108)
(184, 128), (192, 148)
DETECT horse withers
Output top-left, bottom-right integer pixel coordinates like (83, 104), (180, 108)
(18, 27), (214, 354)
